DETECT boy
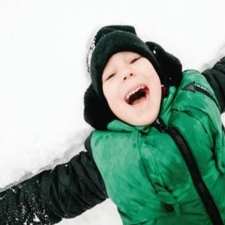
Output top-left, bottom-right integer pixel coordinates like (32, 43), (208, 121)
(0, 25), (225, 225)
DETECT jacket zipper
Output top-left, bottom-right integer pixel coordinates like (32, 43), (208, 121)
(153, 118), (224, 225)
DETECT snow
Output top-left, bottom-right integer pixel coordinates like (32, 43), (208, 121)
(0, 0), (225, 224)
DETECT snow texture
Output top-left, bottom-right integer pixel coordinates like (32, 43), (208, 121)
(0, 0), (225, 224)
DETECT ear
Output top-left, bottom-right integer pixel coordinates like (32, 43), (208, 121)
(83, 84), (116, 130)
(145, 41), (183, 87)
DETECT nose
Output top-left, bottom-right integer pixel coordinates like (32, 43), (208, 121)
(123, 72), (134, 81)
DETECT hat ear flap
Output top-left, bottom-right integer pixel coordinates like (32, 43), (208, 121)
(145, 41), (183, 87)
(83, 84), (116, 130)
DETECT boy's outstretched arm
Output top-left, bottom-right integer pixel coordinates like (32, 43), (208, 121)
(202, 56), (225, 113)
(0, 133), (107, 224)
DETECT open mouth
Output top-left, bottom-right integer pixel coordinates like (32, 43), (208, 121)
(124, 84), (149, 106)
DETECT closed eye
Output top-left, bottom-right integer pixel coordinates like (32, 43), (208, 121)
(130, 56), (142, 63)
(106, 73), (115, 80)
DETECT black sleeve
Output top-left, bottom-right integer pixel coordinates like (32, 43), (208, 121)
(202, 56), (225, 113)
(0, 132), (107, 224)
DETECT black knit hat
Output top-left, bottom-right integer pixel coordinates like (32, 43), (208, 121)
(84, 25), (183, 130)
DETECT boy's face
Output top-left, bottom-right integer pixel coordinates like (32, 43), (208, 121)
(102, 51), (162, 126)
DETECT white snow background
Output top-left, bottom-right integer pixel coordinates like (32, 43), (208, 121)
(1, 0), (225, 224)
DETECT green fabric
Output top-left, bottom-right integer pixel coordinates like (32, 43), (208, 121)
(91, 70), (225, 225)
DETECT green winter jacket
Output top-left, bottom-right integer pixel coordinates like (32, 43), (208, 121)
(90, 69), (225, 225)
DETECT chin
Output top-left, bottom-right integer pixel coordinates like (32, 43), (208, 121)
(115, 106), (159, 126)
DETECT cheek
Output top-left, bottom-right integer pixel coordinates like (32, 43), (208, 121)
(150, 72), (161, 89)
(103, 85), (119, 107)
(148, 77), (162, 102)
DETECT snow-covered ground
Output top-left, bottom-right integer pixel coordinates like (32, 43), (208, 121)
(0, 0), (225, 224)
